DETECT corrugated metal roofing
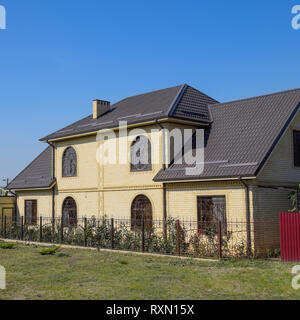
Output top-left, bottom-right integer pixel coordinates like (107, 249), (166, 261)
(8, 85), (300, 190)
(154, 88), (300, 181)
(40, 84), (217, 141)
(7, 147), (55, 190)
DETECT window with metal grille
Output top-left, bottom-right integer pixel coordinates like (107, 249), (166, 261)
(62, 197), (77, 227)
(197, 196), (226, 234)
(25, 200), (37, 225)
(130, 136), (152, 172)
(293, 131), (300, 167)
(131, 195), (153, 231)
(62, 147), (77, 177)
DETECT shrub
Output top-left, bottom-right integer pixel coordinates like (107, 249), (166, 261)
(39, 246), (61, 255)
(0, 243), (16, 249)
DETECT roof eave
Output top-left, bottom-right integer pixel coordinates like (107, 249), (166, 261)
(153, 174), (256, 183)
(40, 117), (211, 142)
(8, 180), (57, 192)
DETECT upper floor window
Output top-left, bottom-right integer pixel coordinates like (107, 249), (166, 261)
(62, 147), (77, 177)
(293, 131), (300, 167)
(130, 136), (152, 172)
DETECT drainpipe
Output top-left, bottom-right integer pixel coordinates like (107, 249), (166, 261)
(156, 120), (167, 235)
(156, 120), (166, 170)
(239, 177), (252, 256)
(47, 140), (56, 221)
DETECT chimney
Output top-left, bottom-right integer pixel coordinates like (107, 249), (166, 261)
(93, 99), (111, 119)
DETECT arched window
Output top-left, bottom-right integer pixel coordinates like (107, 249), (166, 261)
(62, 197), (77, 226)
(130, 136), (152, 172)
(62, 147), (77, 177)
(131, 195), (153, 231)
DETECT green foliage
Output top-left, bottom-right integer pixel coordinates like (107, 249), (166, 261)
(0, 216), (265, 259)
(39, 246), (61, 256)
(0, 242), (16, 249)
(288, 185), (300, 212)
(55, 252), (70, 258)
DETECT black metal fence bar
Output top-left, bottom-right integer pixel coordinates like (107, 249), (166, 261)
(0, 215), (261, 259)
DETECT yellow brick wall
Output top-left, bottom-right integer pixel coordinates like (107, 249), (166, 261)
(103, 187), (163, 220)
(16, 190), (52, 217)
(0, 197), (15, 219)
(252, 186), (291, 253)
(258, 108), (300, 184)
(55, 136), (99, 191)
(55, 190), (99, 218)
(165, 181), (247, 221)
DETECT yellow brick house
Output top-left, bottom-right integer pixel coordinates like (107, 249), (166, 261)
(6, 84), (300, 253)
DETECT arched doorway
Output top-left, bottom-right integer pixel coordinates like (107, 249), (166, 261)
(131, 195), (153, 230)
(62, 197), (77, 226)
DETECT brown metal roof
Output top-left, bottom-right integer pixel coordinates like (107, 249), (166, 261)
(7, 147), (55, 190)
(154, 88), (300, 182)
(8, 85), (300, 190)
(40, 84), (217, 141)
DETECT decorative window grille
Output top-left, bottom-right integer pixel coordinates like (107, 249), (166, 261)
(62, 197), (77, 226)
(62, 147), (77, 177)
(130, 136), (152, 172)
(131, 195), (153, 230)
(197, 196), (226, 234)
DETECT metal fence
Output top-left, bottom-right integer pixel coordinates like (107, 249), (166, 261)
(0, 214), (254, 259)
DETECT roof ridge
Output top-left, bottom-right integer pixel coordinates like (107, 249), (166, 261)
(209, 87), (300, 108)
(185, 84), (219, 104)
(112, 84), (185, 104)
(167, 84), (187, 116)
(7, 146), (52, 189)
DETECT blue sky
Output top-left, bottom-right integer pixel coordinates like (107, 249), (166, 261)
(0, 0), (300, 185)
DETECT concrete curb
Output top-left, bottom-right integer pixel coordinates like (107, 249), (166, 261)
(0, 238), (217, 262)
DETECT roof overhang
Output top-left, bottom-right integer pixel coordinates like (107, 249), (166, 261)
(8, 180), (57, 192)
(154, 175), (256, 183)
(41, 117), (210, 143)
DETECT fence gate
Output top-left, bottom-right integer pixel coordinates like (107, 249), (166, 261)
(280, 213), (300, 262)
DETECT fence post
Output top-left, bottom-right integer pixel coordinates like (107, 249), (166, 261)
(40, 217), (43, 243)
(20, 216), (24, 241)
(84, 218), (87, 247)
(60, 216), (64, 244)
(111, 218), (114, 250)
(218, 221), (223, 260)
(176, 220), (181, 256)
(4, 216), (7, 239)
(142, 217), (145, 253)
(1, 213), (3, 237)
(52, 218), (55, 243)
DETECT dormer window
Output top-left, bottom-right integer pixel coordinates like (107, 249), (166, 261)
(293, 131), (300, 167)
(62, 147), (77, 177)
(130, 136), (152, 172)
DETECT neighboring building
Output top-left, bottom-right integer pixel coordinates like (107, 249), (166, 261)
(6, 84), (300, 253)
(0, 188), (15, 220)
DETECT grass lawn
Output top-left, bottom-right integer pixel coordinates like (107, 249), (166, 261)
(0, 243), (299, 300)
